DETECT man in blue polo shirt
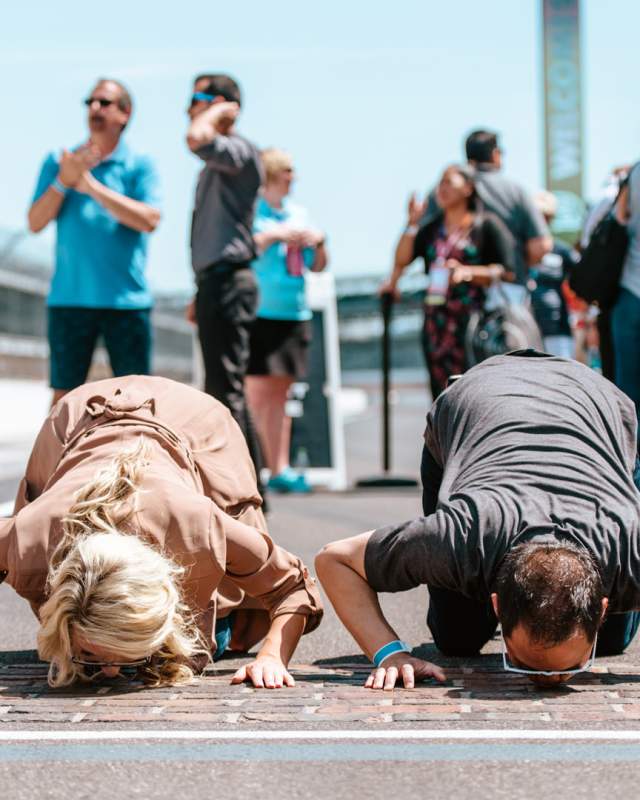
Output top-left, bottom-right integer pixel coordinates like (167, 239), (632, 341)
(27, 78), (161, 405)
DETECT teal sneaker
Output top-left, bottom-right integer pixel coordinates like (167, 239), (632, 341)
(268, 468), (312, 494)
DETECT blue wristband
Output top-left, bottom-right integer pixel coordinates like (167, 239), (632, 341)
(52, 177), (69, 196)
(372, 639), (412, 667)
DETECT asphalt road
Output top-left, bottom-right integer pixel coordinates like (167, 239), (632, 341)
(2, 378), (640, 799)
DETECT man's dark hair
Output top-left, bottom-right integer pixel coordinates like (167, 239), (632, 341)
(494, 543), (604, 645)
(465, 129), (499, 164)
(194, 74), (242, 106)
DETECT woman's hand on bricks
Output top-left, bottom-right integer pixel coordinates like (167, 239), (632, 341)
(230, 655), (296, 689)
(364, 653), (446, 691)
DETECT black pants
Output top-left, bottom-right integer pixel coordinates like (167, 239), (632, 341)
(195, 263), (264, 487)
(420, 444), (640, 657)
(597, 308), (615, 382)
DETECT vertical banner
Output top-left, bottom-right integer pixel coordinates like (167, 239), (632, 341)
(543, 0), (584, 234)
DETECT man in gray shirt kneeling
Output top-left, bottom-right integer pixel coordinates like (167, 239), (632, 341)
(316, 351), (640, 688)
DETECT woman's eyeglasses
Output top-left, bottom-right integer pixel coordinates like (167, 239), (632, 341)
(71, 655), (152, 677)
(83, 97), (115, 108)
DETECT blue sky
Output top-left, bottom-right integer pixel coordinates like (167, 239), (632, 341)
(2, 0), (639, 293)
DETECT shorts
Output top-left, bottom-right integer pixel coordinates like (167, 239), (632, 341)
(247, 318), (311, 380)
(213, 612), (236, 661)
(48, 306), (152, 390)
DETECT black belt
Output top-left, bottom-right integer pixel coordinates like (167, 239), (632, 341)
(198, 260), (251, 280)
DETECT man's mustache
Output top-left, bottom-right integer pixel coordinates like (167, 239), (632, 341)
(90, 114), (105, 123)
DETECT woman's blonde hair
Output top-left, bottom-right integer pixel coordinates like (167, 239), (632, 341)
(37, 440), (209, 687)
(261, 147), (293, 184)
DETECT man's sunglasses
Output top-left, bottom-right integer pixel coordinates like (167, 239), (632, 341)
(71, 655), (152, 677)
(501, 633), (598, 677)
(84, 97), (115, 108)
(189, 92), (216, 107)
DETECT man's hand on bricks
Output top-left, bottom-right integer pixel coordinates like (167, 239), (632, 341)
(364, 653), (446, 691)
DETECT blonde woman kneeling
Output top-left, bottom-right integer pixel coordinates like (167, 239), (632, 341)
(0, 375), (322, 688)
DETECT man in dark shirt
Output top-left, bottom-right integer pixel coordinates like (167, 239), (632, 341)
(316, 351), (640, 688)
(423, 130), (552, 284)
(185, 73), (264, 484)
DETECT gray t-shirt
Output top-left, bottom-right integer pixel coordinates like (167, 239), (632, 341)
(190, 133), (263, 274)
(424, 166), (549, 284)
(365, 352), (640, 611)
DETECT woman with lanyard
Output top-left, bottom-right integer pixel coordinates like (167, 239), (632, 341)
(381, 164), (516, 398)
(0, 375), (322, 688)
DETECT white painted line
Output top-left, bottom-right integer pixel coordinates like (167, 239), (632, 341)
(2, 729), (640, 742)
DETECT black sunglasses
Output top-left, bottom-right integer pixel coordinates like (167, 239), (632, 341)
(72, 655), (152, 678)
(189, 92), (216, 108)
(84, 97), (116, 108)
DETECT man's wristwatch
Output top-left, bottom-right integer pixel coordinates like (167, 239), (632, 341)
(404, 224), (419, 236)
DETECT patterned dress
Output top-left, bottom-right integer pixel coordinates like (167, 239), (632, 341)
(413, 214), (516, 399)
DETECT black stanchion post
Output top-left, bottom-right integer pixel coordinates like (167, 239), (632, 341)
(356, 292), (418, 488)
(381, 290), (391, 473)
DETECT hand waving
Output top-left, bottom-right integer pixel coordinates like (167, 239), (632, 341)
(364, 653), (446, 691)
(407, 193), (427, 226)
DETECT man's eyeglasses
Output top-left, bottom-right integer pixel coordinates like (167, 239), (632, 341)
(189, 92), (216, 108)
(71, 655), (152, 677)
(501, 633), (598, 677)
(84, 97), (116, 108)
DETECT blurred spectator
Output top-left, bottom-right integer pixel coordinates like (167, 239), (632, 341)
(27, 79), (161, 406)
(424, 130), (552, 283)
(581, 167), (630, 247)
(185, 74), (264, 484)
(381, 164), (516, 399)
(579, 167), (630, 381)
(246, 149), (328, 493)
(613, 163), (640, 433)
(529, 190), (577, 358)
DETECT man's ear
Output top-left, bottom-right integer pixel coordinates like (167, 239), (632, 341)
(601, 597), (609, 622)
(490, 592), (499, 617)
